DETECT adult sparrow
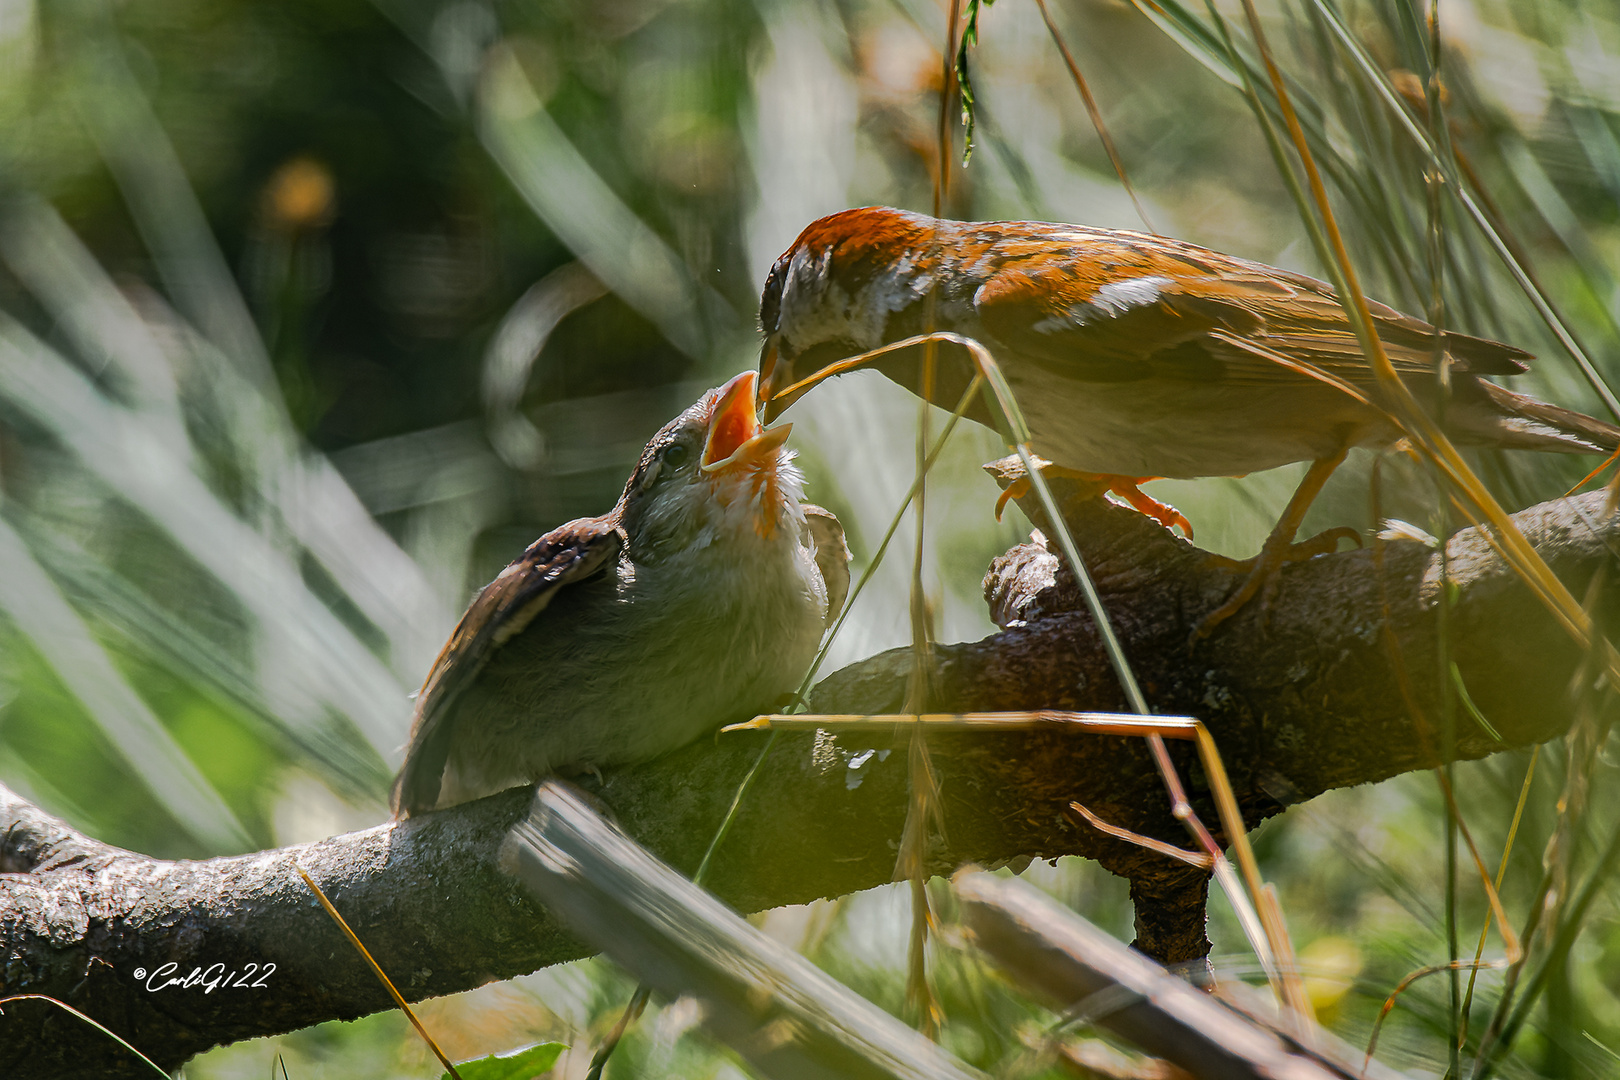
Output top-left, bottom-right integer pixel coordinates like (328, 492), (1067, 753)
(755, 206), (1618, 632)
(392, 371), (850, 817)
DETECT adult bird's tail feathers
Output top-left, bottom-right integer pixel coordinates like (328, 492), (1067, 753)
(1438, 328), (1533, 375)
(1469, 382), (1620, 455)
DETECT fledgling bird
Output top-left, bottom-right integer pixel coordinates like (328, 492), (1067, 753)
(756, 206), (1619, 633)
(392, 371), (849, 818)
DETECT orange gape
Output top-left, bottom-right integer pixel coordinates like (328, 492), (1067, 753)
(756, 206), (1620, 637)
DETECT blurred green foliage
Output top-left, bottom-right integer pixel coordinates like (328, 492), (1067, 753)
(2, 0), (1620, 1074)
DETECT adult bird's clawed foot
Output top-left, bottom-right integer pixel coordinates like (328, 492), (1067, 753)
(1191, 525), (1362, 645)
(991, 456), (1191, 539)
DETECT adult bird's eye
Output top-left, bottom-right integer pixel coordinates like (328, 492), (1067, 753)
(661, 443), (690, 469)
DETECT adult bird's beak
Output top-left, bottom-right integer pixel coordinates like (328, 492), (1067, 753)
(761, 339), (887, 423)
(703, 371), (792, 473)
(758, 342), (796, 424)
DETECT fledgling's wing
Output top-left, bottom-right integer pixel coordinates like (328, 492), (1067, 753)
(803, 504), (850, 630)
(391, 519), (623, 818)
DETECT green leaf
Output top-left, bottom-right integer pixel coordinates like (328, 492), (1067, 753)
(444, 1041), (568, 1080)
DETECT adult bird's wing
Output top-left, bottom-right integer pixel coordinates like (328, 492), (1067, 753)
(803, 504), (850, 630)
(391, 519), (623, 817)
(971, 229), (1530, 387)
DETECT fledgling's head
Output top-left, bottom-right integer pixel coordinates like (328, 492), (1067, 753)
(757, 206), (945, 421)
(618, 371), (805, 562)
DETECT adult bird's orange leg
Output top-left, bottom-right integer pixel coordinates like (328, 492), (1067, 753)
(995, 461), (1193, 538)
(1103, 477), (1194, 538)
(1192, 446), (1357, 642)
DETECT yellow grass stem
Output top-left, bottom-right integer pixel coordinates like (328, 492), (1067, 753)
(295, 864), (462, 1080)
(1305, 0), (1620, 423)
(1234, 0), (1620, 695)
(0, 995), (169, 1076)
(729, 707), (1297, 1004)
(1068, 800), (1214, 869)
(1031, 0), (1157, 234)
(766, 332), (1300, 1008)
(1364, 957), (1510, 1073)
(1432, 770), (1522, 965)
(1458, 747), (1539, 1046)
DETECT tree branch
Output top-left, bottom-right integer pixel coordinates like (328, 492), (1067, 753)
(1, 490), (1613, 1077)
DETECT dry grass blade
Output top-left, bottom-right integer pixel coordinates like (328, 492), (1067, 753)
(294, 864), (463, 1080)
(1233, 0), (1620, 696)
(1432, 769), (1521, 965)
(1031, 0), (1157, 234)
(767, 333), (1302, 1006)
(696, 372), (989, 898)
(897, 10), (968, 1028)
(1481, 831), (1620, 1076)
(1564, 448), (1620, 498)
(1472, 609), (1619, 1078)
(1362, 959), (1509, 1073)
(1068, 801), (1214, 870)
(1458, 747), (1538, 1047)
(1223, 1), (1620, 1052)
(725, 712), (1200, 735)
(1304, 0), (1620, 423)
(0, 995), (169, 1076)
(797, 373), (988, 706)
(728, 708), (1296, 1004)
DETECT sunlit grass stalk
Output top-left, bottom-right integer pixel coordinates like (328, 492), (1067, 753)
(1431, 768), (1521, 965)
(797, 373), (990, 703)
(1304, 0), (1620, 422)
(1232, 0), (1620, 698)
(691, 373), (989, 948)
(0, 995), (169, 1076)
(1368, 479), (1526, 1024)
(1411, 2), (1463, 1066)
(295, 865), (462, 1080)
(769, 331), (1300, 1006)
(1474, 815), (1620, 1078)
(1458, 746), (1538, 1045)
(890, 19), (968, 1029)
(727, 708), (1292, 1001)
(1224, 1), (1620, 1045)
(1202, 1), (1334, 295)
(676, 374), (991, 1077)
(1031, 0), (1156, 234)
(1470, 578), (1614, 1078)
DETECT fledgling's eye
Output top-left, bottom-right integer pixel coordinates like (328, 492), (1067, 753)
(661, 443), (691, 469)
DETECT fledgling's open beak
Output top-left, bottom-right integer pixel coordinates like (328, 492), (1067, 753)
(702, 370), (792, 473)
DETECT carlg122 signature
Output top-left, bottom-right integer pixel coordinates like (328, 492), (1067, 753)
(133, 962), (275, 993)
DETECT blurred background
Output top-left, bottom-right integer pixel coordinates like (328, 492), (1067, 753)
(1, 0), (1619, 1074)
